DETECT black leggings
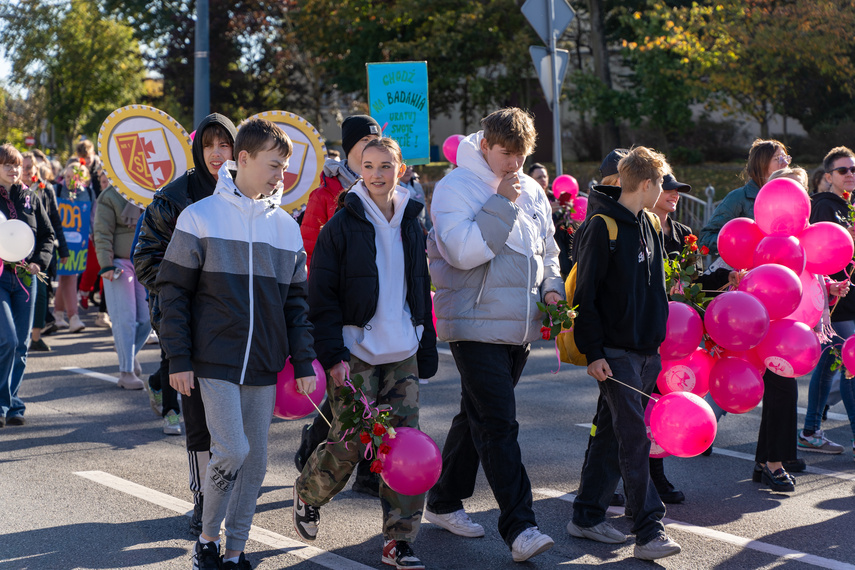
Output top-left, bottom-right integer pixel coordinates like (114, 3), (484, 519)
(755, 371), (798, 464)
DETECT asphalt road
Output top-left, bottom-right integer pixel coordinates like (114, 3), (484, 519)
(2, 309), (855, 570)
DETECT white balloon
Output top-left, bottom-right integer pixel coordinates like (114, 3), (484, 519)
(0, 219), (36, 263)
(0, 211), (6, 223)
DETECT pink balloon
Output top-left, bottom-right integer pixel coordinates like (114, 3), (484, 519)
(661, 301), (704, 360)
(189, 130), (196, 141)
(644, 394), (670, 458)
(379, 427), (442, 495)
(799, 222), (855, 275)
(274, 358), (326, 420)
(553, 174), (579, 200)
(708, 356), (765, 413)
(737, 263), (802, 320)
(755, 319), (822, 378)
(649, 392), (717, 457)
(442, 134), (464, 166)
(704, 291), (770, 350)
(785, 270), (824, 327)
(719, 347), (766, 375)
(657, 348), (714, 397)
(430, 291), (437, 332)
(718, 217), (765, 270)
(570, 196), (588, 222)
(842, 336), (855, 372)
(754, 178), (811, 236)
(753, 235), (806, 275)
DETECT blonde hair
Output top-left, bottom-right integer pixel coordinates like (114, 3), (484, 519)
(768, 167), (808, 191)
(600, 173), (620, 186)
(617, 146), (670, 194)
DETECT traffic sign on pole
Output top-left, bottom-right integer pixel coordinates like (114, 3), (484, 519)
(521, 0), (575, 47)
(24, 136), (35, 147)
(529, 46), (569, 112)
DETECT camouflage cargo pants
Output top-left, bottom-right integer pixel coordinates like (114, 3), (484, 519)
(295, 354), (424, 542)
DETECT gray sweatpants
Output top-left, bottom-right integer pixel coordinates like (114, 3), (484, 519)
(198, 377), (275, 552)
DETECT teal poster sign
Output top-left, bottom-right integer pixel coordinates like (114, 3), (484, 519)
(57, 199), (90, 276)
(366, 61), (430, 165)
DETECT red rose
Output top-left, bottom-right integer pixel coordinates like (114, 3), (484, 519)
(690, 243), (698, 252)
(844, 191), (851, 201)
(540, 326), (551, 341)
(30, 175), (38, 182)
(372, 422), (386, 436)
(38, 182), (45, 189)
(700, 245), (709, 255)
(79, 158), (86, 166)
(684, 234), (698, 245)
(370, 459), (383, 473)
(360, 431), (372, 444)
(379, 443), (391, 455)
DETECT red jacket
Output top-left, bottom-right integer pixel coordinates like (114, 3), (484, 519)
(301, 173), (344, 268)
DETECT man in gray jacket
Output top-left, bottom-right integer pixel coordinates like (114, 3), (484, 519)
(423, 108), (563, 563)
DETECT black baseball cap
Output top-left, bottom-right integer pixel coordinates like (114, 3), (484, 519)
(662, 173), (691, 193)
(599, 148), (629, 179)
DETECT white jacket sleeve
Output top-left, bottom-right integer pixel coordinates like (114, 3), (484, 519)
(432, 188), (518, 271)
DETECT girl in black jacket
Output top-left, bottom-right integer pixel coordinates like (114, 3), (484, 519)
(294, 138), (437, 569)
(0, 144), (55, 427)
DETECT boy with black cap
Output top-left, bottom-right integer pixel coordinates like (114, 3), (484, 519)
(295, 114), (382, 497)
(134, 112), (238, 535)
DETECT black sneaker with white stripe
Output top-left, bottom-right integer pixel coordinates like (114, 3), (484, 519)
(382, 540), (425, 570)
(293, 484), (320, 541)
(192, 539), (221, 570)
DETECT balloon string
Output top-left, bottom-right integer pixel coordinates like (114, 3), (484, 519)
(607, 376), (654, 400)
(304, 392), (331, 427)
(551, 338), (562, 374)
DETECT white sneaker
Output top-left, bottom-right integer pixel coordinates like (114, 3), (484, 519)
(567, 520), (627, 544)
(68, 314), (86, 333)
(634, 533), (682, 560)
(94, 312), (112, 328)
(511, 526), (554, 562)
(146, 329), (159, 345)
(162, 410), (183, 435)
(424, 508), (485, 537)
(54, 312), (69, 329)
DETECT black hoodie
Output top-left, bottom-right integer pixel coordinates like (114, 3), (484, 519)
(810, 191), (855, 321)
(133, 113), (237, 330)
(572, 188), (668, 362)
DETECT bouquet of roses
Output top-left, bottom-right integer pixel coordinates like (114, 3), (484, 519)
(536, 300), (578, 341)
(665, 234), (709, 309)
(66, 158), (89, 200)
(335, 373), (396, 474)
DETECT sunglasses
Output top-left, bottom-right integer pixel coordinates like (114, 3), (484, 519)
(829, 166), (855, 175)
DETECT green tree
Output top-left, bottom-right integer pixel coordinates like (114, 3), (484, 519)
(0, 0), (146, 154)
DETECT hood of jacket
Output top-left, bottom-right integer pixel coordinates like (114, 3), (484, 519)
(190, 113), (237, 202)
(323, 158), (360, 189)
(456, 131), (513, 188)
(585, 186), (641, 226)
(350, 181), (410, 229)
(214, 160), (283, 211)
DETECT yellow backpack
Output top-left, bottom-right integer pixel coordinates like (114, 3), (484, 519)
(556, 211), (660, 366)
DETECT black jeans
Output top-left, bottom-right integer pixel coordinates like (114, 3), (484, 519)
(572, 348), (666, 545)
(427, 341), (535, 546)
(755, 370), (798, 464)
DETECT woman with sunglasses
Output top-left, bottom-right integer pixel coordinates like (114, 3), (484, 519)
(698, 139), (806, 493)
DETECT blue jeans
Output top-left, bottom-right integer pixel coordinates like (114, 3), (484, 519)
(101, 259), (150, 373)
(572, 348), (666, 545)
(0, 268), (38, 419)
(805, 320), (855, 439)
(427, 341), (536, 547)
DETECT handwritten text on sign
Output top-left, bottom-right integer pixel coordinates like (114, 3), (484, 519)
(57, 199), (90, 275)
(366, 61), (430, 165)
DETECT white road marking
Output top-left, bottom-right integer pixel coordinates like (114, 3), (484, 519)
(535, 488), (855, 570)
(74, 471), (373, 570)
(63, 367), (117, 384)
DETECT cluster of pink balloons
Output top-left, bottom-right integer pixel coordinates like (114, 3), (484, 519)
(442, 134), (464, 166)
(274, 357), (327, 420)
(553, 175), (588, 221)
(379, 427), (442, 495)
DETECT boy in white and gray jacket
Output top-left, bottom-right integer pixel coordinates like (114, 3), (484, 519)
(424, 108), (562, 563)
(157, 119), (316, 570)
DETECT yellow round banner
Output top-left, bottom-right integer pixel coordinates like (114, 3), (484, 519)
(98, 105), (193, 208)
(245, 111), (326, 216)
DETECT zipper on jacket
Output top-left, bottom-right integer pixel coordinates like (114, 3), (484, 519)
(239, 202), (256, 384)
(523, 251), (531, 343)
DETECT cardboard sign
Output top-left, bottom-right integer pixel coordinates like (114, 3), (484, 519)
(366, 61), (430, 165)
(244, 111), (326, 217)
(98, 106), (193, 207)
(57, 199), (90, 276)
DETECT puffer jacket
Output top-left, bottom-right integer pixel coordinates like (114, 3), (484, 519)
(94, 186), (138, 267)
(156, 162), (316, 385)
(309, 188), (437, 378)
(427, 131), (563, 345)
(698, 179), (760, 255)
(134, 113), (237, 332)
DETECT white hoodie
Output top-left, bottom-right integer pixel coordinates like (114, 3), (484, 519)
(342, 182), (422, 365)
